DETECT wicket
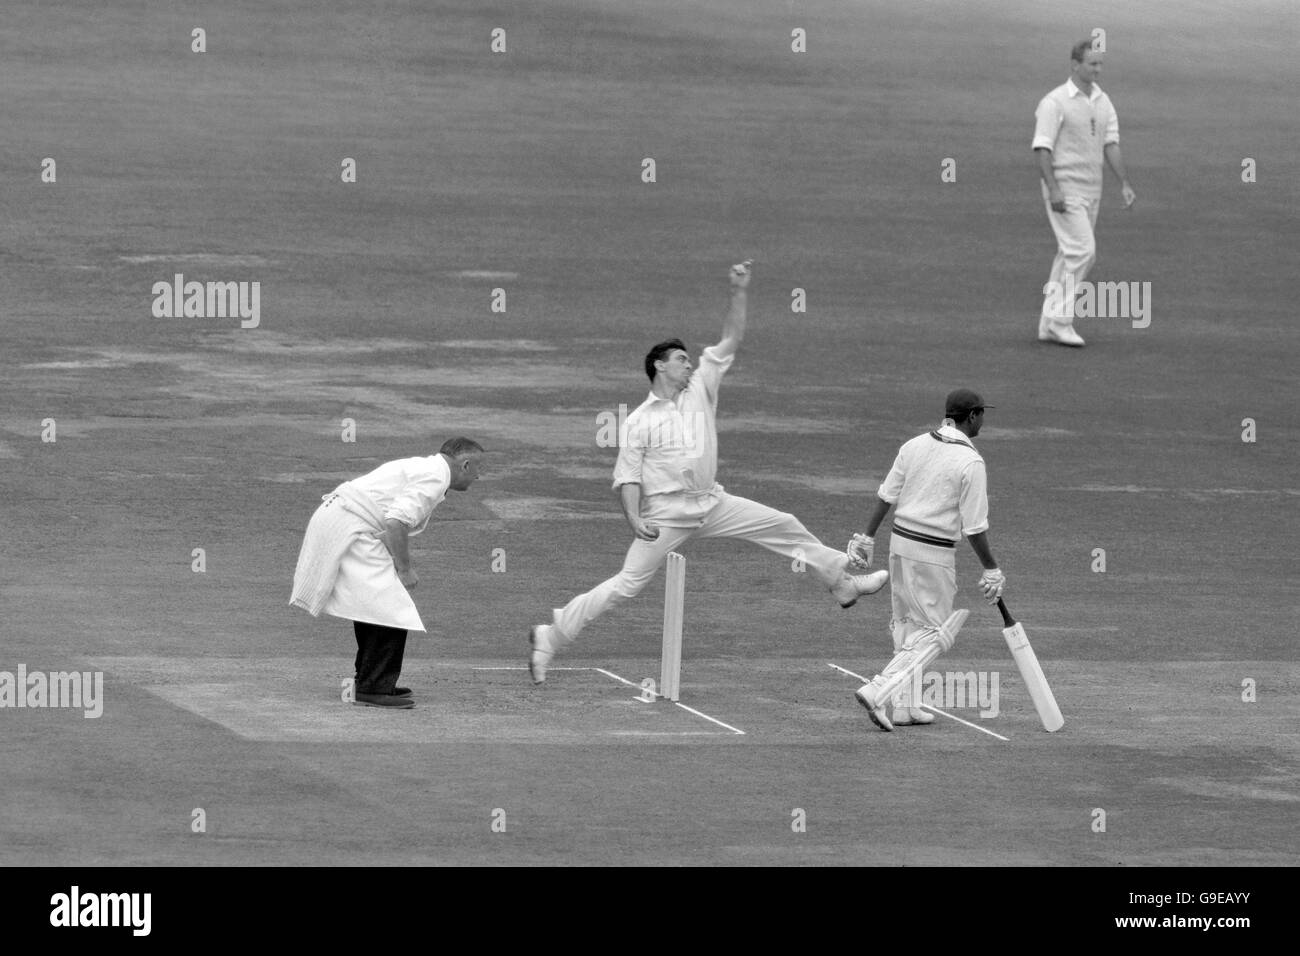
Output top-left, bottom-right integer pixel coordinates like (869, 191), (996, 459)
(659, 552), (685, 701)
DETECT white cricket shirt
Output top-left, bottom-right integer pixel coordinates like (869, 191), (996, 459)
(612, 345), (733, 496)
(877, 424), (989, 541)
(1032, 78), (1119, 200)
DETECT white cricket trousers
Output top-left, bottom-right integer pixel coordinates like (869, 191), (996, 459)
(551, 491), (851, 646)
(1040, 195), (1101, 327)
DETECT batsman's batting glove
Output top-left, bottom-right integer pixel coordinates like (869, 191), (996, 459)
(847, 533), (874, 569)
(978, 568), (1005, 603)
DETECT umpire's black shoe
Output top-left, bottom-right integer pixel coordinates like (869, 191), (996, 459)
(353, 678), (413, 697)
(355, 692), (414, 709)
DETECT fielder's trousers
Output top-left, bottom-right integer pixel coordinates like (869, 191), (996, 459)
(1040, 195), (1101, 328)
(353, 621), (408, 694)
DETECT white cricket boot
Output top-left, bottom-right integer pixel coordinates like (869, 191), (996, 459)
(528, 624), (558, 684)
(831, 570), (889, 608)
(1041, 322), (1085, 347)
(891, 682), (934, 726)
(854, 682), (894, 731)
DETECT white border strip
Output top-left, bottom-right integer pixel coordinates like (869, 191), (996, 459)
(826, 662), (1009, 742)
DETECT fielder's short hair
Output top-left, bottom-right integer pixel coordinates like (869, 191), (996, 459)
(440, 436), (485, 458)
(645, 338), (688, 382)
(1071, 39), (1097, 62)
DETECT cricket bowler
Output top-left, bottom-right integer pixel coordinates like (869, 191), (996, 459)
(528, 260), (888, 683)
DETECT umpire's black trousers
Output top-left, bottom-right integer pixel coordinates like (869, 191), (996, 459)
(353, 621), (408, 694)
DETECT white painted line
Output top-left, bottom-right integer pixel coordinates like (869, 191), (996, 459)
(591, 667), (643, 689)
(919, 704), (1011, 741)
(672, 701), (746, 736)
(612, 732), (729, 737)
(827, 662), (1009, 742)
(827, 661), (870, 683)
(473, 664), (746, 735)
(472, 666), (596, 671)
(594, 667), (745, 736)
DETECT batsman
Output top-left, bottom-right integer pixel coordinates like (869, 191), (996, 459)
(847, 389), (1006, 731)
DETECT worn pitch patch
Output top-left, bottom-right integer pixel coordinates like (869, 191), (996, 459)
(83, 657), (730, 744)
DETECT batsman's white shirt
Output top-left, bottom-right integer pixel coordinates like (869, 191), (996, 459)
(323, 455), (451, 631)
(877, 424), (989, 543)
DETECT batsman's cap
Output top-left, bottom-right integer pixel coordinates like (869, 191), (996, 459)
(945, 388), (995, 417)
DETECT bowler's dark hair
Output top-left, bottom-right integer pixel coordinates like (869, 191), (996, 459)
(644, 338), (688, 382)
(1071, 39), (1096, 63)
(440, 436), (485, 458)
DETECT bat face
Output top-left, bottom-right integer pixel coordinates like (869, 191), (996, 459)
(1003, 621), (1031, 654)
(1002, 622), (1065, 732)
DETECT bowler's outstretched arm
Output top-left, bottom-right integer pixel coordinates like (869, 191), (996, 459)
(713, 261), (751, 360)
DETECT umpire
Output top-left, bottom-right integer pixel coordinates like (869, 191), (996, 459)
(290, 437), (485, 708)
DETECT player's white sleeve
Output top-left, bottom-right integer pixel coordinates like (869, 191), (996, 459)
(1031, 94), (1062, 152)
(958, 459), (990, 536)
(696, 345), (734, 405)
(611, 414), (647, 489)
(877, 449), (908, 505)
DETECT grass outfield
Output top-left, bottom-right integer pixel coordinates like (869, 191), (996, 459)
(1, 0), (1297, 867)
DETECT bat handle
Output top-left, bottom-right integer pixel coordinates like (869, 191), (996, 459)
(996, 597), (1016, 628)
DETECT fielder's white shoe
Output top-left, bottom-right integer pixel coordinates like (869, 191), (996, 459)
(528, 625), (557, 684)
(831, 570), (889, 608)
(854, 683), (893, 731)
(1039, 322), (1085, 347)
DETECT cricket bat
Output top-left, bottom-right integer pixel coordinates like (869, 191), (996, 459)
(997, 598), (1064, 732)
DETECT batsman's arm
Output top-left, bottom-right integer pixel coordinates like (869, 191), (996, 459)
(847, 497), (893, 568)
(863, 497), (893, 537)
(967, 531), (997, 570)
(714, 262), (751, 360)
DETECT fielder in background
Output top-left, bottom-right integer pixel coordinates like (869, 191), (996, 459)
(290, 437), (485, 708)
(1033, 39), (1136, 348)
(528, 261), (888, 684)
(847, 390), (1004, 731)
